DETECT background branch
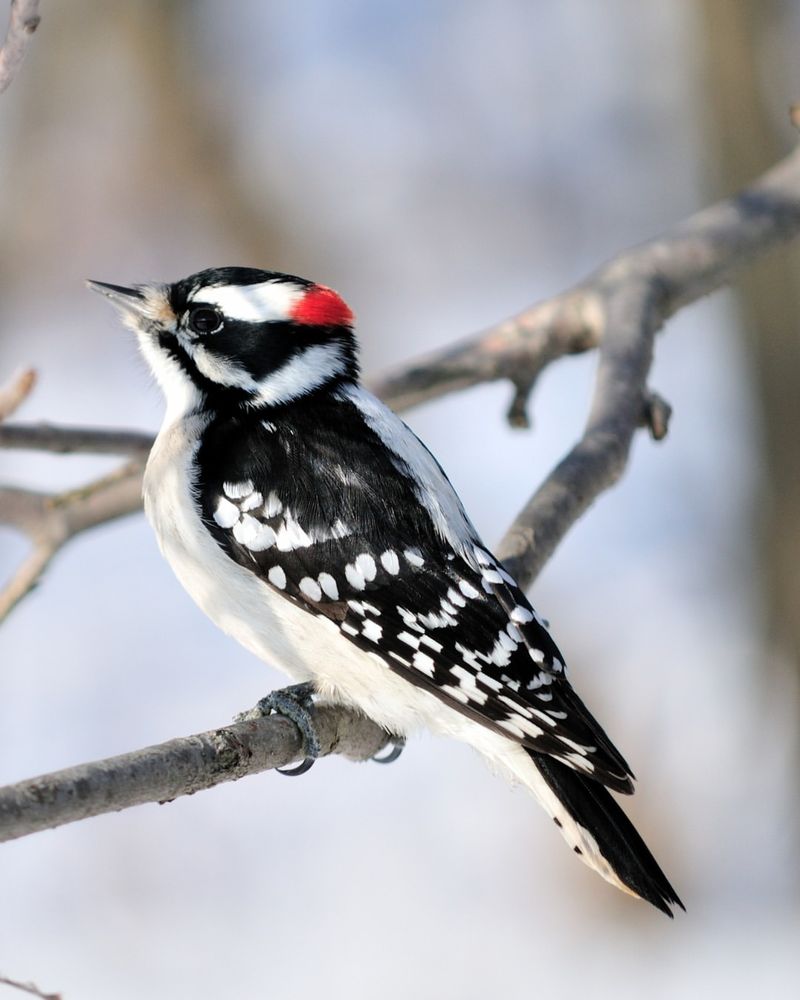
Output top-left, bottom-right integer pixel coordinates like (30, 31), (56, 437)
(0, 972), (61, 1000)
(0, 0), (41, 95)
(2, 143), (800, 842)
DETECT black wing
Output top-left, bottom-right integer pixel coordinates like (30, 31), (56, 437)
(194, 408), (634, 793)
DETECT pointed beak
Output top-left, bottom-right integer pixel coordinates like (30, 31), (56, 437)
(86, 280), (151, 318)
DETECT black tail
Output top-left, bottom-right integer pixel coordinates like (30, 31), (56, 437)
(532, 753), (684, 917)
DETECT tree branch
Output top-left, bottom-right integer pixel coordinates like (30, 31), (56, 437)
(372, 145), (800, 425)
(0, 422), (153, 455)
(0, 368), (36, 421)
(0, 704), (390, 844)
(0, 0), (41, 95)
(0, 461), (146, 622)
(2, 144), (800, 841)
(0, 973), (61, 1000)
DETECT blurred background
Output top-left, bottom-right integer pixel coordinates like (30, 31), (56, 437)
(1, 1), (799, 997)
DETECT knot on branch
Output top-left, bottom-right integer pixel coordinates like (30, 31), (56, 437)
(641, 390), (672, 441)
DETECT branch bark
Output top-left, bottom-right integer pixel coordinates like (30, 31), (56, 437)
(2, 143), (800, 842)
(0, 705), (390, 844)
(0, 461), (146, 622)
(0, 0), (41, 94)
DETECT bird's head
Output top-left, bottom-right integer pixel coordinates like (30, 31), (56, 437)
(89, 267), (358, 419)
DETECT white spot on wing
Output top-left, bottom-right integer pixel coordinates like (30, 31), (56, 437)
(233, 514), (266, 548)
(511, 606), (534, 624)
(264, 492), (283, 518)
(318, 572), (339, 600)
(345, 563), (366, 591)
(355, 553), (377, 582)
(247, 523), (277, 552)
(299, 577), (322, 602)
(380, 550), (400, 575)
(224, 480), (254, 499)
(419, 635), (443, 653)
(268, 565), (286, 590)
(497, 630), (517, 652)
(476, 671), (503, 692)
(489, 640), (511, 667)
(397, 631), (420, 649)
(275, 512), (313, 551)
(447, 587), (466, 609)
(441, 683), (470, 705)
(412, 651), (436, 677)
(361, 619), (382, 643)
(214, 497), (240, 529)
(239, 491), (263, 512)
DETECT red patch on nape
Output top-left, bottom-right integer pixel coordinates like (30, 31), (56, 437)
(290, 285), (354, 327)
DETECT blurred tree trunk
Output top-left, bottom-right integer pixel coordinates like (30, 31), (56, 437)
(698, 1), (800, 683)
(0, 0), (288, 289)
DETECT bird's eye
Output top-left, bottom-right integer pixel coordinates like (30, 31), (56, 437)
(188, 306), (223, 335)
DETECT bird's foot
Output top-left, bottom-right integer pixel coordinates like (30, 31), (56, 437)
(236, 682), (320, 776)
(372, 736), (406, 764)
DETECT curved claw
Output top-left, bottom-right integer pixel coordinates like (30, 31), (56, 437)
(372, 738), (405, 764)
(276, 757), (317, 777)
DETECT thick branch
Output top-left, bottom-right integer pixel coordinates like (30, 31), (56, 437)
(0, 705), (389, 843)
(0, 0), (41, 94)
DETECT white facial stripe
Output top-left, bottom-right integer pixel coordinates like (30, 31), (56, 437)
(252, 342), (347, 407)
(178, 335), (346, 407)
(191, 281), (306, 323)
(191, 344), (259, 391)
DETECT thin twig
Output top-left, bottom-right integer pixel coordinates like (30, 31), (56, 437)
(0, 973), (61, 1000)
(0, 0), (41, 95)
(0, 368), (36, 421)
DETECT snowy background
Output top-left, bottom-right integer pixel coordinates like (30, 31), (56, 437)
(1, 3), (798, 998)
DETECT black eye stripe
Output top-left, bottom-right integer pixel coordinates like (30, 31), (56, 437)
(188, 305), (223, 335)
